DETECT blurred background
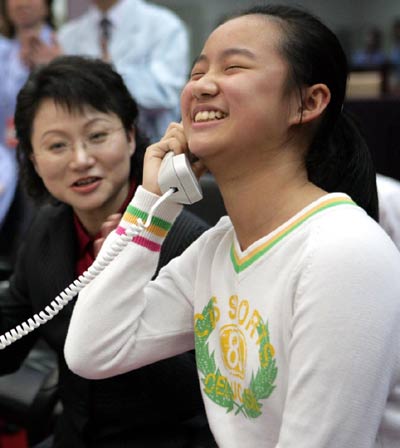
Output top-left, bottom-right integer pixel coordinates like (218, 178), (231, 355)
(59, 0), (400, 182)
(60, 0), (399, 63)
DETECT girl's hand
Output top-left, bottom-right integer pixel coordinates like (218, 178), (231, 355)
(142, 122), (206, 195)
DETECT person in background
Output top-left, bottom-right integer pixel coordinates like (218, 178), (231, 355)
(26, 0), (190, 142)
(0, 6), (9, 35)
(0, 143), (17, 229)
(351, 26), (387, 67)
(0, 0), (54, 263)
(376, 172), (400, 250)
(0, 55), (215, 448)
(389, 18), (400, 93)
(65, 4), (400, 448)
(0, 0), (55, 148)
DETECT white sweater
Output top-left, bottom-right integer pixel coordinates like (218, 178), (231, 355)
(65, 187), (400, 448)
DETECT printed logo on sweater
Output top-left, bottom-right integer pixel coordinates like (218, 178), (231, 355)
(194, 296), (277, 418)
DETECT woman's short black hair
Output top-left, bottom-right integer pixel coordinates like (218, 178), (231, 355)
(15, 55), (148, 203)
(225, 4), (378, 220)
(0, 0), (54, 38)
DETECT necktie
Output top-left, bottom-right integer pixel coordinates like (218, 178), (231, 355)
(99, 16), (111, 61)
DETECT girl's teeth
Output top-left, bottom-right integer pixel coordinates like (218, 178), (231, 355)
(195, 110), (226, 122)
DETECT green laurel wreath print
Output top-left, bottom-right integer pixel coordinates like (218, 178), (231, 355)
(194, 298), (278, 419)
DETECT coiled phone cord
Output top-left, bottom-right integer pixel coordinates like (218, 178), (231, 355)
(0, 188), (177, 350)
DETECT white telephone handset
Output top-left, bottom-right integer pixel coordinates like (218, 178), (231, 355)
(0, 152), (203, 349)
(158, 152), (203, 204)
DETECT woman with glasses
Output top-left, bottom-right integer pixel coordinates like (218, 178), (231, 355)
(0, 55), (215, 448)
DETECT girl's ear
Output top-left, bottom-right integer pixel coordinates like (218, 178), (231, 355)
(289, 83), (331, 126)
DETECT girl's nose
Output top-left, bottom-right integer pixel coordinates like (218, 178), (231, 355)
(191, 73), (219, 99)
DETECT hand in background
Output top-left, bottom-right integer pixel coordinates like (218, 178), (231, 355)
(19, 29), (37, 69)
(94, 213), (122, 257)
(27, 32), (63, 68)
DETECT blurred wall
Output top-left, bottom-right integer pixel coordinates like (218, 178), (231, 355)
(151, 0), (359, 60)
(66, 0), (400, 60)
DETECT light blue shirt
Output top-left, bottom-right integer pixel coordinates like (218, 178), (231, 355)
(58, 0), (190, 142)
(0, 25), (53, 226)
(0, 143), (17, 228)
(0, 25), (53, 148)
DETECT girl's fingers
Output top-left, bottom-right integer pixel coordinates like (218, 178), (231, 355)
(143, 121), (206, 195)
(143, 123), (189, 194)
(163, 123), (188, 151)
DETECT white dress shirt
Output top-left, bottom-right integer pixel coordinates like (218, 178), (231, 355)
(58, 0), (190, 142)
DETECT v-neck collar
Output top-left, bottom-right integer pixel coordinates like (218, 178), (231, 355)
(230, 193), (356, 274)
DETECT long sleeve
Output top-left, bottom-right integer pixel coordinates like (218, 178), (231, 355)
(276, 218), (400, 447)
(65, 187), (203, 379)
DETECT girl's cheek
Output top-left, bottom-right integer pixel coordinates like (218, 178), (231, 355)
(180, 87), (192, 128)
(180, 83), (192, 107)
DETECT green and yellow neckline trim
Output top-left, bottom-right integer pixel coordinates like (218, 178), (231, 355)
(230, 194), (356, 274)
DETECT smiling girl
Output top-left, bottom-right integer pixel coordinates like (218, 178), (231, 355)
(65, 5), (400, 447)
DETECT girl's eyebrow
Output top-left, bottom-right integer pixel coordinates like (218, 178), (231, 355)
(220, 48), (257, 60)
(190, 54), (207, 70)
(191, 47), (256, 69)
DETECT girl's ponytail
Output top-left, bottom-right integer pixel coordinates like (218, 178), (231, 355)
(306, 109), (378, 221)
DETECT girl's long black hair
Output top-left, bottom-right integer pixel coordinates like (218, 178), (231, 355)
(226, 4), (378, 220)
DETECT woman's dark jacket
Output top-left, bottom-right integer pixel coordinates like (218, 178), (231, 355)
(0, 202), (212, 447)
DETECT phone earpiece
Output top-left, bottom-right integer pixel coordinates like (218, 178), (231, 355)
(158, 152), (203, 204)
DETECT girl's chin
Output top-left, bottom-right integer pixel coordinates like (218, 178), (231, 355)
(187, 139), (221, 158)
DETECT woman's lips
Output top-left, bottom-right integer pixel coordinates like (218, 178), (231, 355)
(71, 177), (102, 194)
